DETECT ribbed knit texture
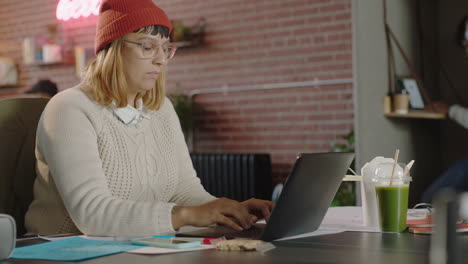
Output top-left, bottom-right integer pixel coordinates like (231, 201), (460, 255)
(24, 86), (215, 236)
(95, 0), (172, 54)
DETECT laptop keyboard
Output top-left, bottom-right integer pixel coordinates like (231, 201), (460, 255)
(216, 225), (265, 239)
(177, 223), (266, 240)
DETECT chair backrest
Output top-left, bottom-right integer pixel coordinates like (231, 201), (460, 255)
(0, 97), (49, 236)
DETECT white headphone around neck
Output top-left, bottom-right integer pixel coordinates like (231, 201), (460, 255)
(0, 214), (16, 260)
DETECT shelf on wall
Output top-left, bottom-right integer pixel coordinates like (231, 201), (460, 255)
(384, 110), (447, 120)
(24, 61), (69, 66)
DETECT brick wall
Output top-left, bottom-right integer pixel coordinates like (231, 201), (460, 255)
(0, 0), (353, 184)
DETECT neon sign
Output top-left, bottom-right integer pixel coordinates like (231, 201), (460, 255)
(56, 0), (102, 21)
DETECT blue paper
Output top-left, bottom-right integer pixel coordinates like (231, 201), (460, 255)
(152, 235), (174, 239)
(12, 237), (144, 261)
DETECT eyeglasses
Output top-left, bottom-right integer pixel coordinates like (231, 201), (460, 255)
(123, 40), (177, 60)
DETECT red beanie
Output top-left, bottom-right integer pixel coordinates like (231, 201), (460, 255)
(95, 0), (172, 54)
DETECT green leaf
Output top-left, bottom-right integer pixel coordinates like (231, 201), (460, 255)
(168, 93), (199, 138)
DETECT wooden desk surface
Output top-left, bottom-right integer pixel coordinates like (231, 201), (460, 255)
(5, 232), (468, 264)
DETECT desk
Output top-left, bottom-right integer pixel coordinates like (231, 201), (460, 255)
(5, 232), (468, 264)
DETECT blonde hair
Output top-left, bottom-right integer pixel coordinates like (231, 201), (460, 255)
(81, 34), (166, 110)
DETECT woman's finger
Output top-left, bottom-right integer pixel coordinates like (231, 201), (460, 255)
(222, 205), (252, 229)
(259, 204), (272, 221)
(216, 215), (243, 231)
(266, 200), (275, 210)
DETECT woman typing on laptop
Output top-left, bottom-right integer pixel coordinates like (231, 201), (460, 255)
(24, 0), (273, 236)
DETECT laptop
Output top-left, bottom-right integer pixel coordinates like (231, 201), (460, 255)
(176, 152), (355, 242)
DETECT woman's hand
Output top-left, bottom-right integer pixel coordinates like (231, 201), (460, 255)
(241, 198), (275, 221)
(171, 198), (257, 231)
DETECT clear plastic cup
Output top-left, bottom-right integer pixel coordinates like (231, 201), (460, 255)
(373, 162), (412, 232)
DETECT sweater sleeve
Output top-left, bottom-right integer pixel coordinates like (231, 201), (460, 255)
(37, 92), (176, 236)
(164, 98), (217, 206)
(449, 104), (468, 130)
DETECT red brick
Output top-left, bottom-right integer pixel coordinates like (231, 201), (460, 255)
(293, 7), (319, 16)
(319, 3), (348, 13)
(308, 16), (333, 24)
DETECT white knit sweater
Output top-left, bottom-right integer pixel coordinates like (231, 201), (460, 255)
(25, 86), (216, 236)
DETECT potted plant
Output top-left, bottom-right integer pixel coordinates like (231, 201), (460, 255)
(168, 92), (198, 140)
(171, 21), (192, 42)
(331, 130), (356, 206)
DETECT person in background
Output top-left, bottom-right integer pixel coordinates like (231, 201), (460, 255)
(25, 79), (58, 98)
(24, 0), (273, 237)
(421, 16), (468, 203)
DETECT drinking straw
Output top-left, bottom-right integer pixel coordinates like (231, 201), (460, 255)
(389, 149), (400, 186)
(404, 160), (415, 177)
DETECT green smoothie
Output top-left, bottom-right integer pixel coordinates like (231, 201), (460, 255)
(375, 185), (409, 232)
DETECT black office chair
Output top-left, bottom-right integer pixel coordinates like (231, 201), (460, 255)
(0, 97), (49, 236)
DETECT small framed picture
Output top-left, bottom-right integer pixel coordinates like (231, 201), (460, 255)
(399, 78), (425, 109)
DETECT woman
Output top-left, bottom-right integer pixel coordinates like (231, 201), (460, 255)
(421, 16), (468, 203)
(25, 0), (273, 236)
